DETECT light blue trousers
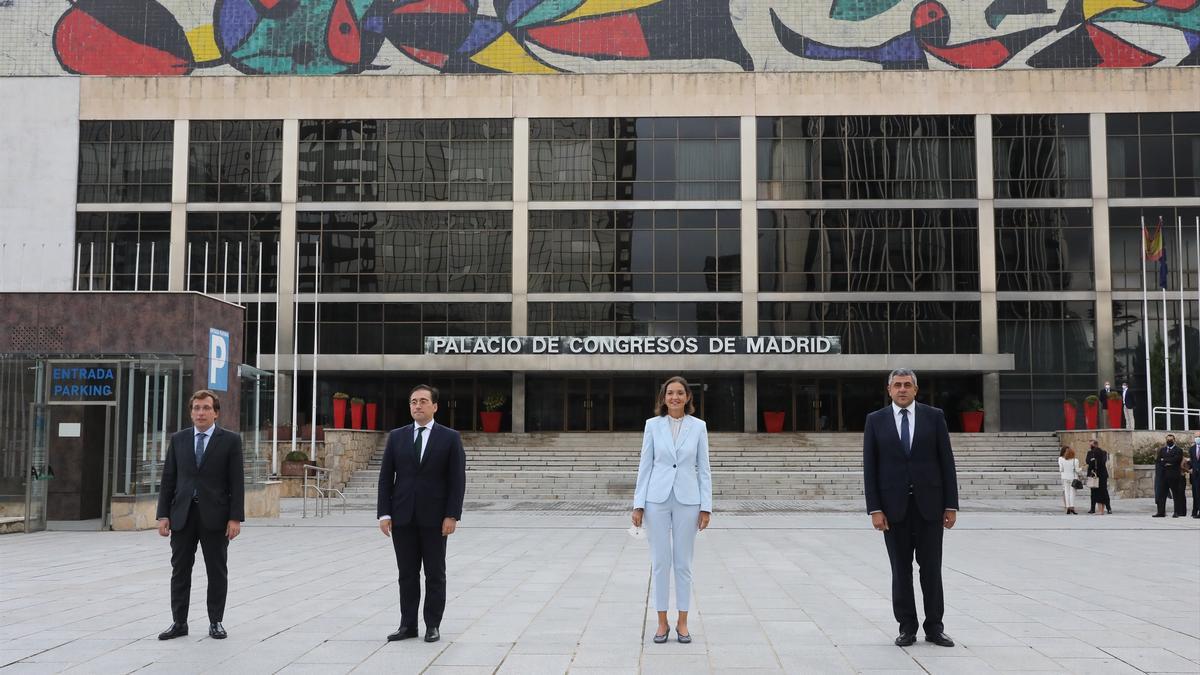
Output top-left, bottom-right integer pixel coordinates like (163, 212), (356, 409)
(645, 490), (700, 612)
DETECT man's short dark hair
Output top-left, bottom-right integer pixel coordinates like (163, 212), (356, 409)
(409, 384), (439, 404)
(190, 389), (221, 412)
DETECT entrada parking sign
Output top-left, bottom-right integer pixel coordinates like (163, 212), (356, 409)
(208, 328), (229, 391)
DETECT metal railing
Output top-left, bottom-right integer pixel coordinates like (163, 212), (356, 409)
(302, 464), (346, 518)
(1151, 406), (1199, 431)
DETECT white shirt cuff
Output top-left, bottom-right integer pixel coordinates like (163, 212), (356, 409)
(869, 510), (882, 514)
(378, 515), (391, 521)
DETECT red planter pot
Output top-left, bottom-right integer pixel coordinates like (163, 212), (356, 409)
(332, 398), (347, 428)
(1063, 404), (1077, 430)
(366, 403), (378, 431)
(763, 411), (786, 433)
(350, 402), (364, 429)
(480, 411), (503, 433)
(1106, 398), (1123, 429)
(1083, 401), (1099, 429)
(960, 411), (984, 433)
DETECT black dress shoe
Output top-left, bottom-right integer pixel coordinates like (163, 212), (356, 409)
(209, 623), (227, 639)
(925, 632), (955, 647)
(894, 632), (916, 647)
(1152, 513), (1165, 517)
(387, 626), (418, 641)
(424, 627), (440, 643)
(158, 623), (188, 640)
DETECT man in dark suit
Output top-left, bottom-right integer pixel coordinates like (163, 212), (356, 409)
(1189, 432), (1200, 518)
(1120, 382), (1136, 429)
(1098, 381), (1114, 428)
(863, 369), (958, 649)
(1153, 434), (1186, 518)
(156, 389), (244, 641)
(378, 384), (466, 643)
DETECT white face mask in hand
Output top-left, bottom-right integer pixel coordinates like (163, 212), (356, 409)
(626, 524), (646, 540)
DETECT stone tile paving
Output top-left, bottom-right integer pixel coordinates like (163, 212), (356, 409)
(0, 498), (1196, 674)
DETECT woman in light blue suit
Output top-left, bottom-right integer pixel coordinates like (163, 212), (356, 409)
(631, 376), (713, 644)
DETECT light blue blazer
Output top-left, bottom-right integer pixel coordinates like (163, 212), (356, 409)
(633, 415), (713, 512)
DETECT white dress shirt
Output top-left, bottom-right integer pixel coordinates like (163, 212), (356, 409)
(413, 421), (435, 462)
(891, 402), (915, 444)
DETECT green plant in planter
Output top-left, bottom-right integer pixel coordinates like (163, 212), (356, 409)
(333, 392), (349, 400)
(1084, 394), (1100, 405)
(284, 450), (308, 462)
(351, 397), (365, 404)
(959, 397), (983, 412)
(483, 392), (507, 412)
(1063, 397), (1078, 407)
(1132, 446), (1158, 465)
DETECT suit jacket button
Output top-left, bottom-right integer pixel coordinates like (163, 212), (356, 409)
(672, 464), (677, 468)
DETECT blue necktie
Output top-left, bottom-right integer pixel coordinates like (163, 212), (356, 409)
(195, 432), (206, 466)
(414, 427), (425, 464)
(900, 409), (911, 456)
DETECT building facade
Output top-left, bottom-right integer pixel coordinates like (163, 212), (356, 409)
(1, 1), (1198, 434)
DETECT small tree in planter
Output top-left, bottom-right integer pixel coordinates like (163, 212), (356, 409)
(350, 397), (365, 429)
(1062, 398), (1078, 430)
(959, 398), (984, 432)
(1083, 395), (1100, 429)
(332, 392), (349, 428)
(480, 392), (506, 432)
(281, 450), (309, 477)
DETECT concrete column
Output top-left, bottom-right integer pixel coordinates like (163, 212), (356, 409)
(743, 371), (758, 432)
(975, 114), (1001, 430)
(511, 372), (526, 433)
(511, 118), (529, 336)
(168, 119), (189, 291)
(1090, 113), (1115, 387)
(740, 116), (758, 334)
(275, 119), (299, 424)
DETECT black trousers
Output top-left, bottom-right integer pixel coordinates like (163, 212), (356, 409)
(392, 522), (448, 629)
(1156, 474), (1187, 516)
(882, 494), (945, 636)
(1191, 473), (1200, 516)
(170, 501), (229, 624)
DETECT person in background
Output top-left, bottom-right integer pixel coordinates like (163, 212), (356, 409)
(1190, 432), (1200, 519)
(1085, 439), (1111, 515)
(1120, 382), (1136, 429)
(1153, 434), (1186, 518)
(1097, 382), (1114, 428)
(1058, 447), (1080, 515)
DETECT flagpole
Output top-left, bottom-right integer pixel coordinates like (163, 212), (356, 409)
(1195, 216), (1200, 429)
(271, 241), (281, 476)
(310, 240), (319, 462)
(1179, 216), (1189, 431)
(291, 242), (300, 452)
(1142, 214), (1152, 427)
(1162, 248), (1170, 431)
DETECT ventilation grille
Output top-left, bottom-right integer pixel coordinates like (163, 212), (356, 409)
(10, 326), (64, 352)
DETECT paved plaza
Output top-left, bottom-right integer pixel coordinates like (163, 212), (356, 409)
(1, 498), (1197, 674)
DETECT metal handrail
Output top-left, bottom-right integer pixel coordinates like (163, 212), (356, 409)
(1151, 406), (1198, 431)
(302, 464), (347, 518)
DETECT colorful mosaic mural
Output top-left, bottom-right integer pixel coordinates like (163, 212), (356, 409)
(0, 0), (1195, 76)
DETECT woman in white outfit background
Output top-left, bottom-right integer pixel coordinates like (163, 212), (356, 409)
(1058, 446), (1081, 515)
(631, 376), (713, 644)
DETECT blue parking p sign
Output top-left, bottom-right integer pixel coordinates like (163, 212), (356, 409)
(208, 328), (230, 391)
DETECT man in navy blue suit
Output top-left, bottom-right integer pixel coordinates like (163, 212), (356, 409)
(377, 384), (466, 644)
(863, 369), (958, 649)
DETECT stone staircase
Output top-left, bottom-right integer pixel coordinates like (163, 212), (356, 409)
(339, 432), (1063, 507)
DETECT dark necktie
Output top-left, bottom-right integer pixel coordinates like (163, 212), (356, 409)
(414, 426), (425, 464)
(195, 432), (206, 466)
(900, 408), (911, 456)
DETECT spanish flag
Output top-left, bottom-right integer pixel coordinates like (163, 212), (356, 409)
(1143, 216), (1163, 262)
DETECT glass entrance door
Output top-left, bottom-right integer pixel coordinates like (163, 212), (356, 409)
(24, 402), (49, 533)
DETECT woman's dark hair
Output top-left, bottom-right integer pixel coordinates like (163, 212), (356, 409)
(653, 376), (695, 416)
(1060, 446), (1075, 459)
